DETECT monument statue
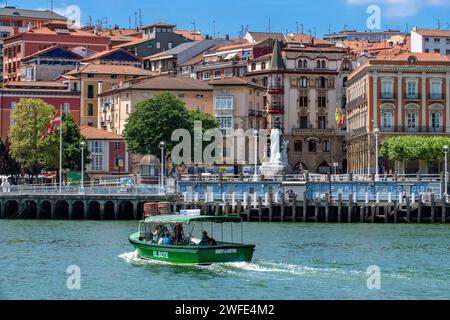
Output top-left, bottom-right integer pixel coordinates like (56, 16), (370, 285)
(259, 117), (292, 176)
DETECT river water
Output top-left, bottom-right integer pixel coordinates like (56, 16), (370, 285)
(1, 220), (450, 300)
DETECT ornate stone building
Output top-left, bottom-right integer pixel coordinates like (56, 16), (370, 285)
(246, 42), (356, 173)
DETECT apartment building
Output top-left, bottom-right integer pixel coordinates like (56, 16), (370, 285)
(62, 63), (154, 127)
(0, 81), (81, 139)
(2, 21), (110, 82)
(98, 76), (213, 134)
(246, 41), (355, 173)
(411, 28), (450, 55)
(345, 52), (450, 174)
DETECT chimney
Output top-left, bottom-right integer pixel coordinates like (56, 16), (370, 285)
(12, 27), (19, 36)
(225, 34), (230, 40)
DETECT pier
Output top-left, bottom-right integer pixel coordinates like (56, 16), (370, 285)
(1, 173), (449, 223)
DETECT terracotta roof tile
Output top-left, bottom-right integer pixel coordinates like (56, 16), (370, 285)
(80, 126), (124, 140)
(413, 28), (450, 37)
(66, 63), (154, 76)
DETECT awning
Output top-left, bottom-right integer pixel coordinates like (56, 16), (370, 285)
(224, 52), (238, 60)
(242, 51), (250, 59)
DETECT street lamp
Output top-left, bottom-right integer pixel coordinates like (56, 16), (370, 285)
(374, 128), (380, 181)
(443, 145), (449, 201)
(253, 130), (259, 182)
(160, 141), (166, 194)
(79, 141), (86, 193)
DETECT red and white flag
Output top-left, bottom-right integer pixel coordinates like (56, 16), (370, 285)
(40, 112), (62, 141)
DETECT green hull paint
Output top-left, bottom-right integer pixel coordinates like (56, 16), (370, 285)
(129, 233), (255, 264)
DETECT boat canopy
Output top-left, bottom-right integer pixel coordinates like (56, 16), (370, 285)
(143, 215), (242, 224)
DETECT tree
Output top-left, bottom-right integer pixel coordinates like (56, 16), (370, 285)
(8, 99), (90, 176)
(0, 138), (20, 175)
(123, 92), (219, 161)
(9, 98), (59, 174)
(380, 136), (450, 162)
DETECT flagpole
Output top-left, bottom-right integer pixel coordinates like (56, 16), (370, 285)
(59, 104), (63, 193)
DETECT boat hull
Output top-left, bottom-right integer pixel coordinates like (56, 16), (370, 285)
(129, 234), (255, 264)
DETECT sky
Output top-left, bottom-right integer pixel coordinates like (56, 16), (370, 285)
(4, 0), (450, 37)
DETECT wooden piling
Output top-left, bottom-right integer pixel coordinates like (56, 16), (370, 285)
(292, 193), (297, 222)
(431, 194), (436, 223)
(302, 192), (307, 223)
(338, 194), (342, 223)
(392, 201), (397, 223)
(281, 194), (285, 223)
(268, 192), (273, 222)
(348, 193), (353, 223)
(406, 196), (411, 222)
(442, 199), (446, 223)
(258, 196), (263, 222)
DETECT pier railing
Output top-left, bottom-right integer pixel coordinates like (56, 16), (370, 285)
(1, 185), (163, 196)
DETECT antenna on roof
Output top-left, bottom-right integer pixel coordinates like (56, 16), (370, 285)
(49, 0), (55, 18)
(213, 20), (216, 38)
(436, 18), (441, 30)
(191, 22), (196, 40)
(138, 8), (142, 29)
(268, 17), (271, 33)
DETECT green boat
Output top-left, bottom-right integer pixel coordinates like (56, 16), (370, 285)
(128, 214), (255, 265)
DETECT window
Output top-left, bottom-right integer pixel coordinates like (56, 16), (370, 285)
(321, 60), (326, 69)
(251, 63), (256, 71)
(425, 37), (429, 42)
(300, 116), (308, 129)
(178, 93), (185, 98)
(156, 41), (161, 49)
(318, 116), (326, 129)
(434, 38), (440, 43)
(87, 85), (95, 99)
(316, 60), (321, 69)
(87, 104), (94, 116)
(407, 112), (418, 130)
(382, 111), (393, 129)
(87, 73), (94, 78)
(299, 77), (308, 88)
(197, 94), (204, 99)
(115, 142), (121, 150)
(446, 39), (450, 45)
(430, 81), (442, 99)
(294, 141), (302, 152)
(318, 96), (327, 108)
(303, 60), (307, 68)
(202, 71), (210, 80)
(406, 80), (418, 98)
(216, 116), (233, 129)
(431, 112), (442, 130)
(318, 77), (326, 88)
(323, 140), (331, 152)
(261, 62), (266, 70)
(214, 70), (221, 79)
(64, 103), (70, 113)
(381, 80), (394, 98)
(168, 41), (173, 49)
(308, 140), (317, 153)
(111, 74), (118, 79)
(299, 95), (308, 107)
(90, 155), (103, 171)
(90, 141), (103, 153)
(215, 96), (233, 110)
(224, 68), (233, 78)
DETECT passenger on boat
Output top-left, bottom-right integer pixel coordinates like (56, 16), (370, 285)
(152, 225), (162, 243)
(173, 224), (184, 244)
(199, 231), (217, 246)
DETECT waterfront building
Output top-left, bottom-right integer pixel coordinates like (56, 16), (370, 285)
(82, 48), (143, 68)
(0, 81), (81, 139)
(114, 22), (191, 58)
(411, 28), (450, 55)
(345, 52), (450, 174)
(246, 41), (355, 173)
(324, 29), (405, 44)
(2, 21), (110, 82)
(62, 63), (154, 127)
(20, 46), (83, 81)
(0, 6), (67, 80)
(195, 40), (273, 82)
(98, 75), (213, 134)
(80, 126), (129, 179)
(144, 40), (230, 74)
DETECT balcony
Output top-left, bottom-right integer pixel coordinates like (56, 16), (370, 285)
(292, 128), (334, 136)
(348, 127), (368, 137)
(429, 93), (445, 101)
(380, 126), (446, 133)
(267, 104), (284, 114)
(380, 92), (396, 100)
(249, 109), (264, 117)
(404, 93), (420, 101)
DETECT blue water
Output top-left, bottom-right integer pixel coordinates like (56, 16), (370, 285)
(1, 221), (450, 300)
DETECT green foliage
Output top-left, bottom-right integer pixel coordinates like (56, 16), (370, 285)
(0, 137), (20, 175)
(123, 92), (219, 160)
(380, 136), (450, 162)
(8, 98), (89, 174)
(9, 99), (59, 172)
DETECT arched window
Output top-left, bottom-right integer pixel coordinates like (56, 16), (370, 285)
(298, 60), (303, 68)
(321, 60), (326, 69)
(251, 63), (256, 71)
(308, 140), (317, 153)
(261, 62), (266, 70)
(303, 60), (308, 68)
(316, 60), (321, 69)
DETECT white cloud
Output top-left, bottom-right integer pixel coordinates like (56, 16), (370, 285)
(346, 0), (450, 18)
